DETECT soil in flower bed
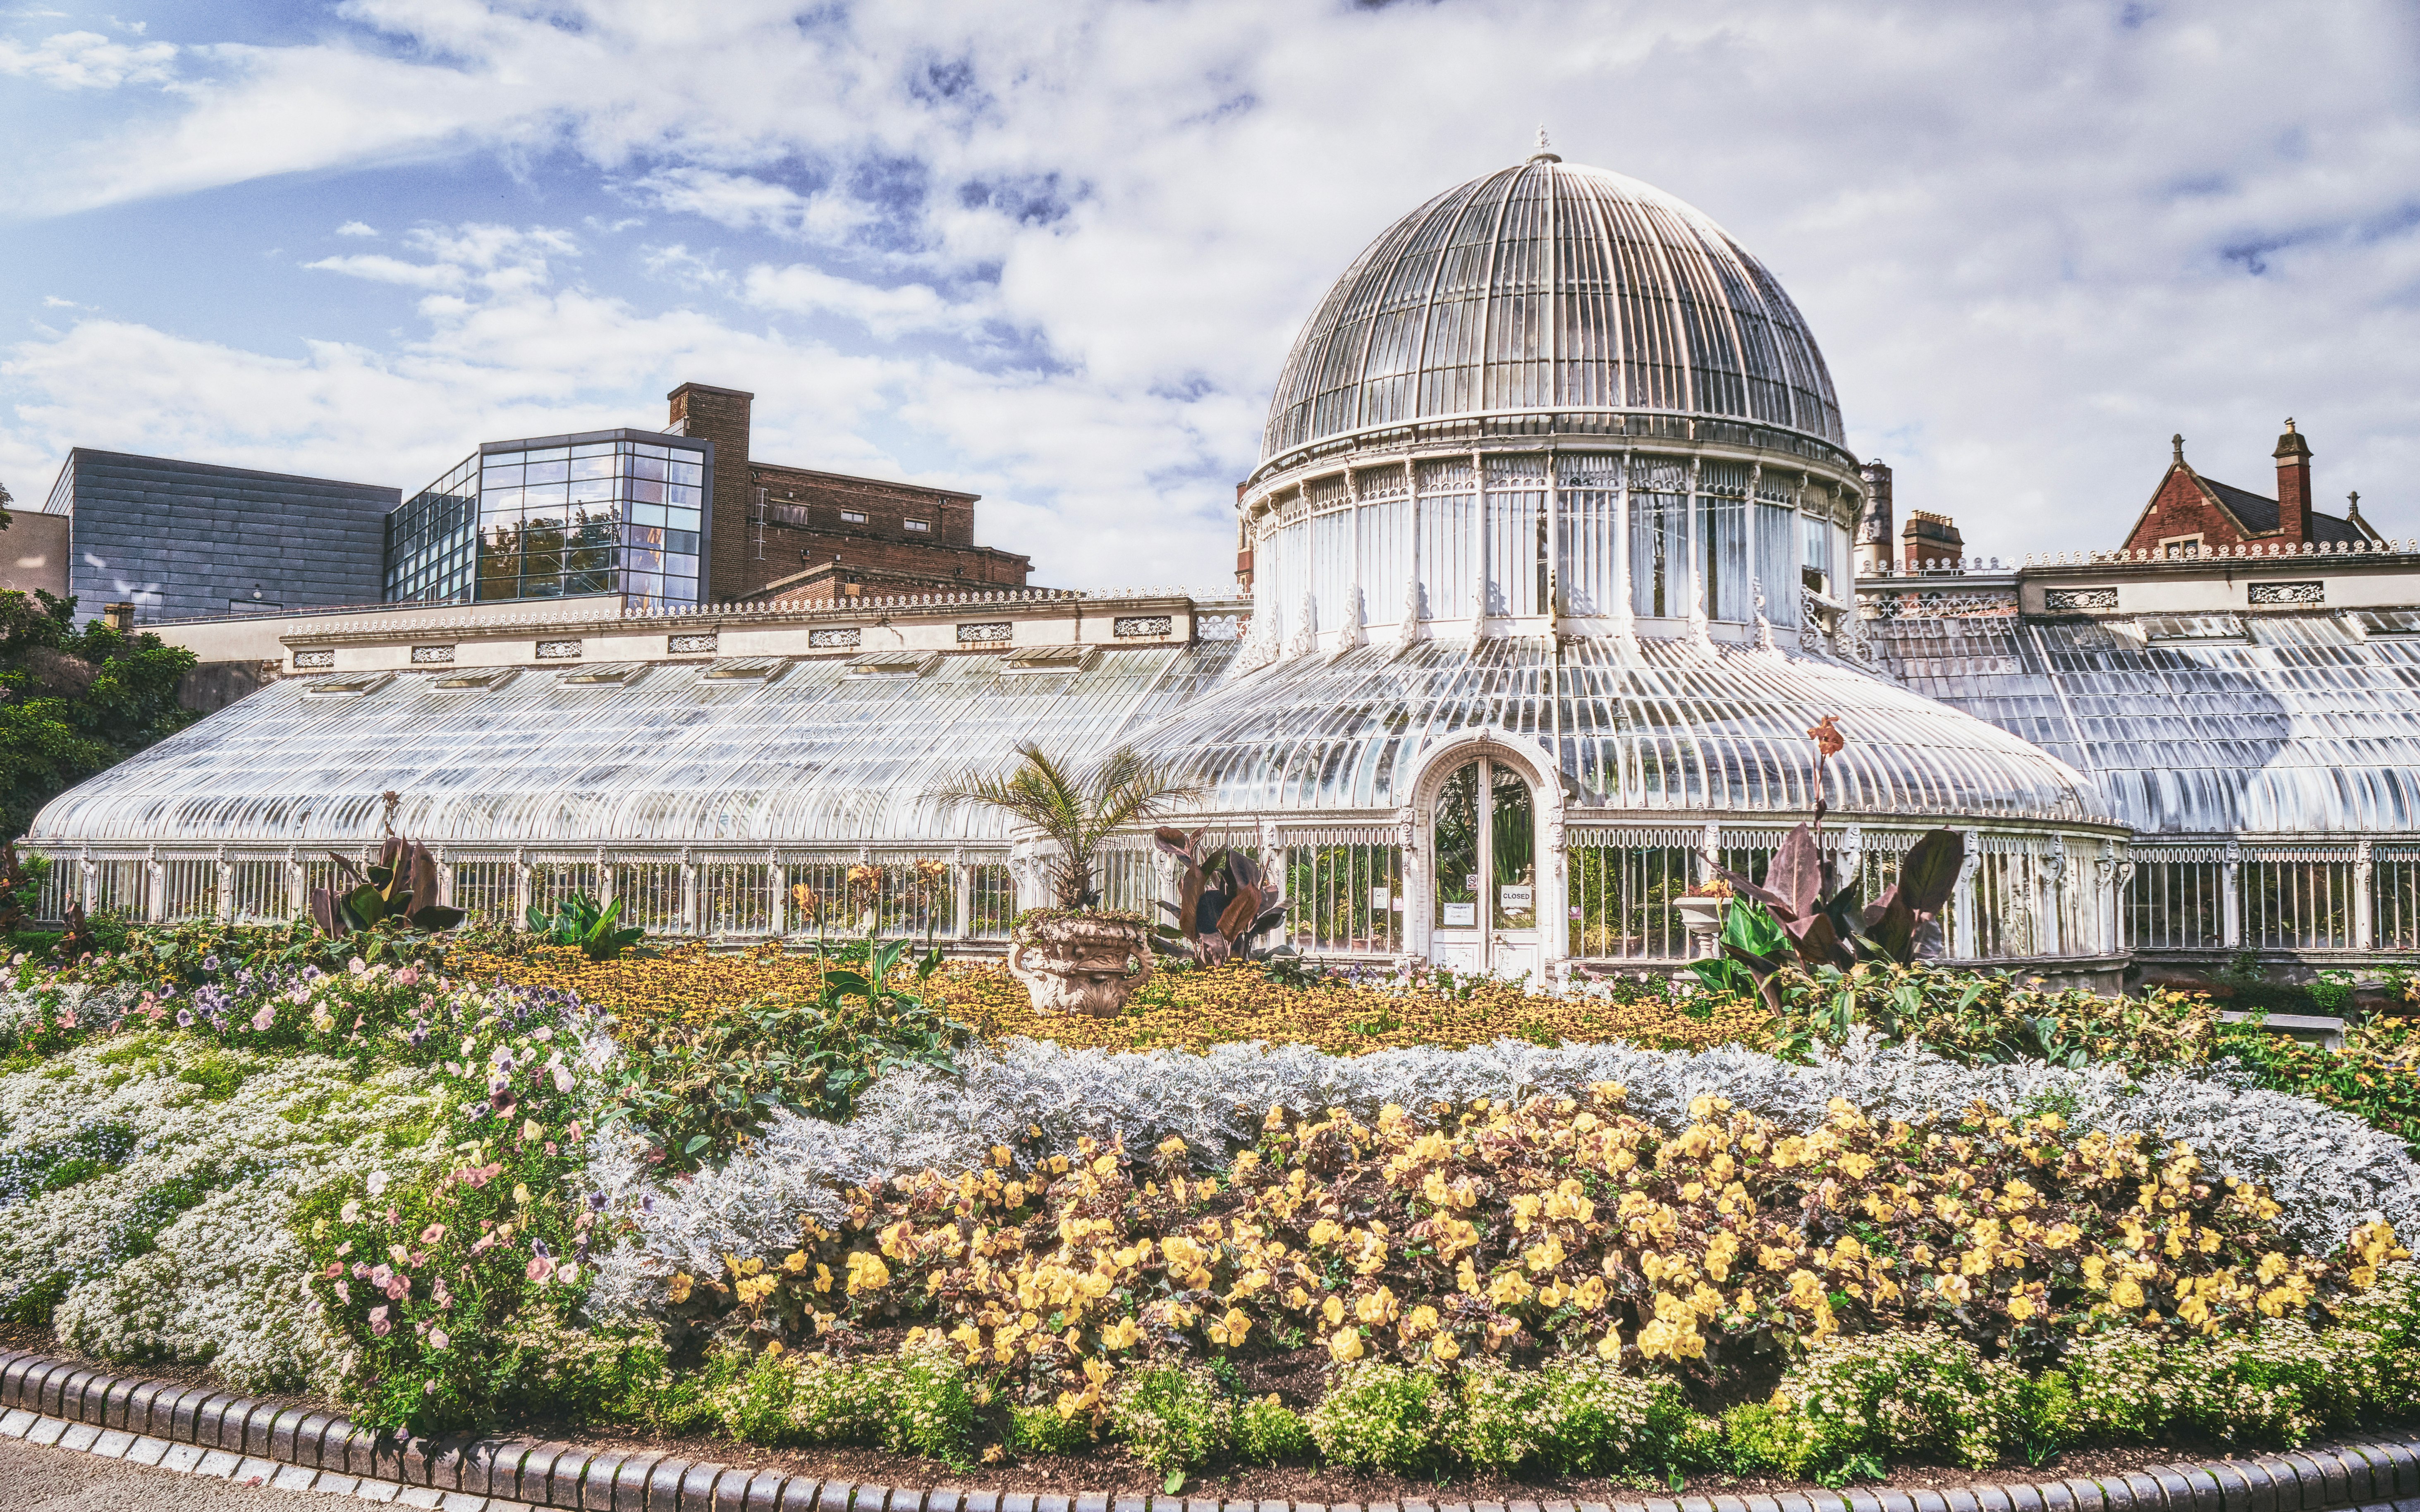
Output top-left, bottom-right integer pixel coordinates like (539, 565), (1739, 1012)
(465, 946), (1765, 1057)
(8, 1323), (2413, 1502)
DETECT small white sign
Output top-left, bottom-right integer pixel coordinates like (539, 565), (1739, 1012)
(1370, 886), (1392, 911)
(1442, 902), (1478, 927)
(1499, 885), (1534, 910)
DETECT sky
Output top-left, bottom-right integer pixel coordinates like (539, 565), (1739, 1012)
(1, 0), (2416, 593)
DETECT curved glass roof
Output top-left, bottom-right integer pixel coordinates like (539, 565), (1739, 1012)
(29, 633), (2103, 851)
(28, 647), (1235, 849)
(1261, 154), (1845, 464)
(1130, 638), (2107, 824)
(1874, 610), (2420, 836)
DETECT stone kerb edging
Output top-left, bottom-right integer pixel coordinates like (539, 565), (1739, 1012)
(5, 1349), (2420, 1512)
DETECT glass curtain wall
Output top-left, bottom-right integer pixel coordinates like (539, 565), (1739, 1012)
(1483, 455), (1547, 618)
(385, 434), (707, 608)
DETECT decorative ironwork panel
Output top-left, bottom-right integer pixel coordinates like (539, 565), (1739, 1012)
(956, 622), (1012, 643)
(2247, 580), (2324, 605)
(668, 633), (719, 655)
(1114, 616), (1174, 638)
(535, 640), (582, 660)
(409, 645), (455, 665)
(2042, 588), (2118, 611)
(808, 627), (861, 648)
(290, 649), (335, 669)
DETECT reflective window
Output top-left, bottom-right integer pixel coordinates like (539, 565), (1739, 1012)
(385, 435), (708, 609)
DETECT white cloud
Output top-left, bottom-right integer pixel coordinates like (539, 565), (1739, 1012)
(0, 27), (173, 88)
(641, 243), (732, 294)
(334, 220), (378, 237)
(4, 0), (2420, 589)
(741, 264), (965, 337)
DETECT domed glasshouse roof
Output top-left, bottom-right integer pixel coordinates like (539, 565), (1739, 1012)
(1260, 147), (1845, 465)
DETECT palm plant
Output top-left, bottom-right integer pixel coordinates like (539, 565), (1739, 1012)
(931, 742), (1197, 909)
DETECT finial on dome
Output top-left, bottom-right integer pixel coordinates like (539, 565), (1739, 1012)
(1528, 125), (1561, 163)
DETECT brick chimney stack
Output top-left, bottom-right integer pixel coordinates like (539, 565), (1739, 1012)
(2273, 418), (2312, 546)
(668, 382), (755, 602)
(1901, 510), (1964, 572)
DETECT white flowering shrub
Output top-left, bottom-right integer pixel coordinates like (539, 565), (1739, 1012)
(1105, 1362), (1232, 1474)
(0, 1032), (447, 1393)
(1766, 1327), (2027, 1474)
(1454, 1357), (1693, 1473)
(1305, 1358), (1452, 1474)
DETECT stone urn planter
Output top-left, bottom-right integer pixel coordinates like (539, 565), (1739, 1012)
(1007, 912), (1156, 1017)
(1672, 893), (1729, 959)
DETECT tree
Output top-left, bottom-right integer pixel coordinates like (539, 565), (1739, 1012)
(0, 587), (198, 840)
(930, 742), (1196, 909)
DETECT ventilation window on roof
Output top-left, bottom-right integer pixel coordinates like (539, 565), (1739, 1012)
(845, 651), (939, 678)
(2350, 609), (2420, 639)
(701, 657), (792, 684)
(2140, 614), (2251, 645)
(557, 662), (652, 687)
(434, 667), (520, 690)
(1003, 645), (1095, 674)
(305, 671), (394, 697)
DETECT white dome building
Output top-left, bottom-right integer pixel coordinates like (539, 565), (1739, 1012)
(21, 150), (2131, 983)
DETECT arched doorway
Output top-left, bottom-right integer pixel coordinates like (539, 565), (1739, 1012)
(1428, 755), (1541, 979)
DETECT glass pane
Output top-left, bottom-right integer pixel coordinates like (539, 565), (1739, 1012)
(1491, 763), (1535, 928)
(1433, 761), (1480, 927)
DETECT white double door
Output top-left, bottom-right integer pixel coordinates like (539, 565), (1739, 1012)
(1426, 755), (1542, 982)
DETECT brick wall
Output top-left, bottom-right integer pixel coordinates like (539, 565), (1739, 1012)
(2126, 467), (2251, 552)
(666, 383), (753, 602)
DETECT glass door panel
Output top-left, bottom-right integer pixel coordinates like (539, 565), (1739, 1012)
(1491, 764), (1535, 928)
(1433, 762), (1481, 930)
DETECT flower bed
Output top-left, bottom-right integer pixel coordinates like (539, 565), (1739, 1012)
(470, 945), (1767, 1058)
(5, 930), (2420, 1489)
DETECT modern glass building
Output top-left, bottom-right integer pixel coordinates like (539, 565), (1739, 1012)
(383, 428), (711, 609)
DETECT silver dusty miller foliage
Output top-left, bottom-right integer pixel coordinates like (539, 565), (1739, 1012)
(583, 1032), (2420, 1324)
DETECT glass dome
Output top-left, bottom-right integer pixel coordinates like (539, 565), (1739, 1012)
(1261, 148), (1844, 468)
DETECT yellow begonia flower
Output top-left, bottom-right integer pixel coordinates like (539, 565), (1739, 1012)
(1327, 1326), (1364, 1362)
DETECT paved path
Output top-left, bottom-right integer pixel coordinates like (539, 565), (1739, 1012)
(1, 1434), (330, 1510)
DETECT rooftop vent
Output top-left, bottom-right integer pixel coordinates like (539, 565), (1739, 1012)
(305, 671), (395, 697)
(2139, 614), (2251, 646)
(433, 667), (520, 691)
(701, 656), (792, 685)
(558, 662), (652, 687)
(845, 651), (940, 679)
(2348, 609), (2420, 640)
(1002, 644), (1097, 674)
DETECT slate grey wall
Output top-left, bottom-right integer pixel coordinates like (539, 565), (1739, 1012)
(57, 450), (397, 624)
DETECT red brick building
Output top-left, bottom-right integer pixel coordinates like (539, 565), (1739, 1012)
(667, 382), (1033, 604)
(2119, 421), (2379, 556)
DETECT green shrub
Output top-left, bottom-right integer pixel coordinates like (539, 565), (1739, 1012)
(1007, 1400), (1095, 1455)
(1718, 1399), (1822, 1479)
(702, 1341), (979, 1464)
(1306, 1359), (1453, 1474)
(1233, 1393), (1312, 1463)
(1107, 1363), (1231, 1474)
